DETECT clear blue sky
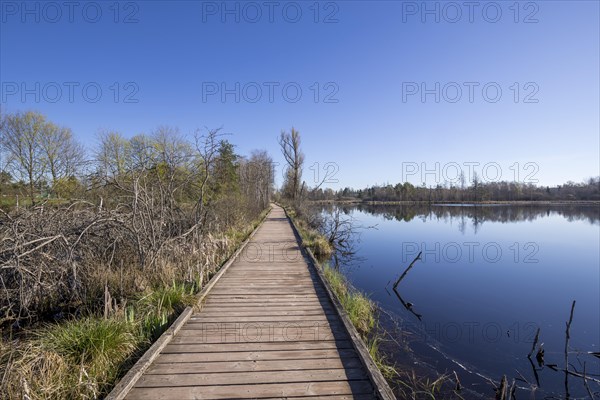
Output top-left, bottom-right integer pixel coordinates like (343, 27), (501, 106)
(1, 0), (598, 189)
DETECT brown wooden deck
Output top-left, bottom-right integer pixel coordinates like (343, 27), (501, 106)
(109, 205), (394, 399)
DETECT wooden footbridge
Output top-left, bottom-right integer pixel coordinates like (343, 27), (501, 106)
(108, 205), (395, 400)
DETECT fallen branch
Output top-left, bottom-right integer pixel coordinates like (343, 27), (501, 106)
(509, 379), (516, 400)
(391, 287), (423, 321)
(453, 370), (462, 391)
(495, 375), (508, 400)
(528, 327), (540, 358)
(546, 364), (600, 383)
(583, 362), (595, 399)
(564, 300), (576, 397)
(525, 354), (541, 388)
(393, 251), (422, 289)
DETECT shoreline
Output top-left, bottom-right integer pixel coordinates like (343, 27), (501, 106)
(310, 199), (600, 206)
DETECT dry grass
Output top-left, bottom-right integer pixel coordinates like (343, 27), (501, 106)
(0, 207), (270, 399)
(1, 317), (140, 399)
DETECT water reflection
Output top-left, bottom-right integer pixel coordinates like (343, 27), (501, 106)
(388, 287), (423, 321)
(318, 203), (600, 231)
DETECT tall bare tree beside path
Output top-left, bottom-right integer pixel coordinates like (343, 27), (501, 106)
(279, 127), (304, 201)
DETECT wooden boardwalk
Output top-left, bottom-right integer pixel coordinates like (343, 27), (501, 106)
(110, 205), (393, 399)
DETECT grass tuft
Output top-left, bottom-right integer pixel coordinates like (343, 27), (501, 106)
(323, 265), (375, 336)
(0, 318), (141, 399)
(134, 282), (197, 339)
(39, 317), (139, 368)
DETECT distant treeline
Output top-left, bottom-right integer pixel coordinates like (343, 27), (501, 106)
(316, 203), (600, 227)
(309, 178), (600, 202)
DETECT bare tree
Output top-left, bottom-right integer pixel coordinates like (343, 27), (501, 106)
(129, 133), (154, 170)
(240, 150), (274, 211)
(41, 124), (85, 194)
(0, 111), (50, 203)
(279, 127), (304, 201)
(96, 131), (131, 178)
(193, 128), (223, 228)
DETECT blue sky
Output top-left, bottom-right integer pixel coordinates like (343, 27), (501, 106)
(1, 0), (598, 189)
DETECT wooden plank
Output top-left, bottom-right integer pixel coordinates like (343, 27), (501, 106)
(197, 307), (335, 314)
(163, 339), (354, 352)
(126, 380), (375, 399)
(156, 349), (359, 363)
(205, 292), (327, 301)
(145, 357), (364, 375)
(201, 304), (327, 309)
(191, 310), (336, 317)
(184, 313), (344, 324)
(208, 288), (326, 293)
(258, 396), (375, 400)
(135, 368), (368, 387)
(176, 330), (346, 341)
(188, 317), (332, 323)
(200, 304), (333, 310)
(201, 301), (327, 307)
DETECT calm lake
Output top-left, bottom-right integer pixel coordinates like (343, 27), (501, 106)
(319, 204), (600, 398)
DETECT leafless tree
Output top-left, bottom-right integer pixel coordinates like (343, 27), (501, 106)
(279, 127), (304, 201)
(322, 208), (373, 268)
(0, 111), (50, 203)
(193, 128), (223, 228)
(240, 150), (274, 211)
(41, 124), (85, 190)
(95, 131), (131, 178)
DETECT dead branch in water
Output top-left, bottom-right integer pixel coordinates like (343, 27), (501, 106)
(564, 300), (576, 398)
(528, 327), (541, 358)
(393, 251), (422, 289)
(453, 370), (462, 392)
(583, 362), (596, 399)
(547, 364), (600, 383)
(391, 287), (422, 321)
(495, 375), (508, 400)
(525, 355), (541, 388)
(509, 379), (516, 400)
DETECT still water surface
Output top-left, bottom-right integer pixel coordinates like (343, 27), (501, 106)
(320, 204), (599, 398)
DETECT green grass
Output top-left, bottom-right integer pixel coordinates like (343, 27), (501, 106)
(323, 265), (375, 336)
(134, 281), (198, 339)
(40, 317), (139, 367)
(302, 232), (333, 260)
(367, 336), (401, 381)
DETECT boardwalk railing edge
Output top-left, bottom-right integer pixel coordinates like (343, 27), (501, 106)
(282, 205), (397, 400)
(105, 206), (273, 400)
